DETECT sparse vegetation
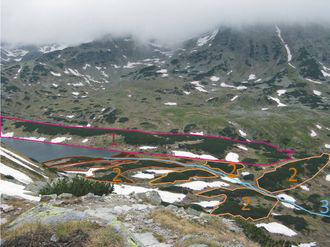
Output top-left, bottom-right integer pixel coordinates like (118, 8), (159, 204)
(2, 221), (124, 247)
(151, 208), (258, 247)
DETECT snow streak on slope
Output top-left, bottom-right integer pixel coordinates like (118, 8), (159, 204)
(275, 26), (294, 68)
(197, 29), (218, 47)
(0, 146), (47, 178)
(0, 180), (40, 201)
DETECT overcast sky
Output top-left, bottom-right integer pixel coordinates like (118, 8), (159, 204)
(2, 0), (330, 46)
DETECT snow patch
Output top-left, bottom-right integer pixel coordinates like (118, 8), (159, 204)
(50, 137), (72, 143)
(292, 242), (317, 247)
(0, 162), (33, 184)
(157, 69), (167, 74)
(190, 131), (204, 135)
(114, 184), (185, 203)
(277, 89), (286, 96)
(225, 152), (239, 162)
(306, 78), (322, 84)
(195, 87), (208, 93)
(172, 151), (217, 160)
(50, 71), (61, 77)
(256, 222), (297, 237)
(164, 102), (177, 106)
(1, 132), (14, 137)
(132, 172), (155, 179)
(210, 76), (220, 82)
(83, 64), (91, 70)
(0, 180), (40, 201)
(178, 181), (229, 190)
(316, 124), (322, 129)
(277, 193), (297, 209)
(300, 185), (310, 191)
(40, 44), (66, 53)
(197, 29), (218, 47)
(321, 70), (330, 77)
(230, 95), (238, 101)
(238, 129), (247, 137)
(237, 145), (248, 151)
(146, 169), (174, 174)
(268, 96), (286, 107)
(310, 130), (317, 137)
(220, 82), (247, 90)
(313, 90), (321, 96)
(248, 74), (256, 80)
(139, 146), (157, 150)
(275, 26), (293, 63)
(194, 201), (220, 208)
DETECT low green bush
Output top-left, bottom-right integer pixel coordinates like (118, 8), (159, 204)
(39, 176), (114, 197)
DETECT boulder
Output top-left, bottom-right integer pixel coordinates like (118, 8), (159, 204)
(134, 191), (162, 205)
(40, 194), (57, 202)
(7, 204), (89, 230)
(81, 192), (101, 201)
(58, 193), (73, 200)
(166, 205), (178, 213)
(24, 181), (48, 195)
(186, 207), (200, 216)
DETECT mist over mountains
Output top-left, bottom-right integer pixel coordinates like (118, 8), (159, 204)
(2, 0), (330, 46)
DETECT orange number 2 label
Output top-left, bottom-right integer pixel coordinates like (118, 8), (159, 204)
(289, 168), (297, 181)
(228, 164), (237, 177)
(242, 197), (250, 211)
(113, 167), (121, 181)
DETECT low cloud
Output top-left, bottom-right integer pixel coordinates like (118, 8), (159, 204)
(2, 0), (330, 45)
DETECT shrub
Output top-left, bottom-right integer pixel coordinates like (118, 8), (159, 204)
(39, 176), (114, 197)
(4, 174), (15, 180)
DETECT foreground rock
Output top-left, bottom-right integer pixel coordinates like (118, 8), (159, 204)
(134, 191), (162, 205)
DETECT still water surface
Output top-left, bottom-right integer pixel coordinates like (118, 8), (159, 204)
(1, 138), (117, 162)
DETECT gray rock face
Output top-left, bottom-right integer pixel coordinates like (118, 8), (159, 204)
(84, 208), (117, 223)
(134, 232), (172, 247)
(0, 203), (15, 213)
(8, 204), (89, 229)
(220, 218), (242, 233)
(135, 191), (162, 205)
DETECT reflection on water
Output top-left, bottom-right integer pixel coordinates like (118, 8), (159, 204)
(1, 138), (118, 162)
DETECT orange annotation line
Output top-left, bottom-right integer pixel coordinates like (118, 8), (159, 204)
(256, 153), (330, 194)
(195, 187), (279, 221)
(149, 168), (219, 186)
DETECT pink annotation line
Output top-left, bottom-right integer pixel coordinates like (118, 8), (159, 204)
(0, 115), (295, 166)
